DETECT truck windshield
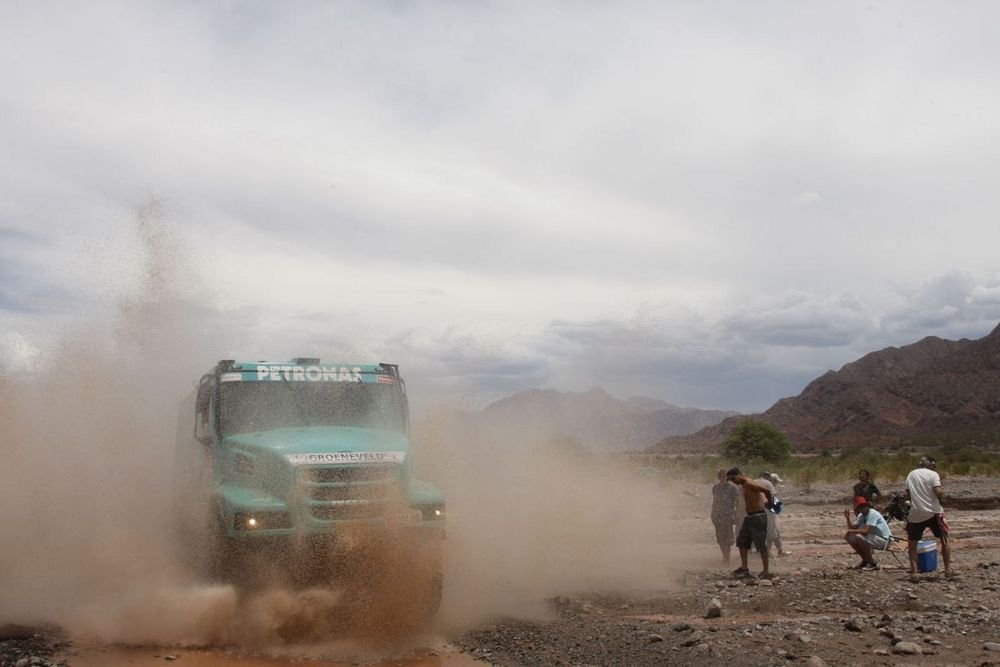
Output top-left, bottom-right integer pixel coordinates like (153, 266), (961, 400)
(219, 381), (405, 435)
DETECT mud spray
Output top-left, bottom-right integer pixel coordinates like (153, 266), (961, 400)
(0, 202), (690, 657)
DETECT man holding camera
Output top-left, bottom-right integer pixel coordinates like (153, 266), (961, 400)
(844, 496), (891, 570)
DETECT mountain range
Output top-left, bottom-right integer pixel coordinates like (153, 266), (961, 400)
(654, 322), (1000, 452)
(459, 387), (737, 452)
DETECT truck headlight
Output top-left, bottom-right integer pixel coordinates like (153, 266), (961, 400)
(418, 504), (445, 521)
(234, 511), (292, 530)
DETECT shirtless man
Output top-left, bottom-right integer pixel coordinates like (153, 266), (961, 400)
(727, 467), (775, 578)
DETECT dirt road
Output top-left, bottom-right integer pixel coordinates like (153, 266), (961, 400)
(4, 477), (999, 667)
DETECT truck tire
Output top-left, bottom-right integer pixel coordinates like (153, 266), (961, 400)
(206, 517), (246, 585)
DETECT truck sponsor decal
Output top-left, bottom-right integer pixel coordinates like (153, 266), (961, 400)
(376, 375), (395, 384)
(286, 451), (406, 465)
(254, 365), (362, 382)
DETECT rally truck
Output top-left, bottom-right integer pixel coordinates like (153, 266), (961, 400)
(173, 359), (445, 615)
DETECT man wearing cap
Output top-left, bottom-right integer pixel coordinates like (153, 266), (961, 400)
(727, 467), (775, 578)
(905, 456), (952, 580)
(757, 471), (791, 557)
(843, 496), (891, 570)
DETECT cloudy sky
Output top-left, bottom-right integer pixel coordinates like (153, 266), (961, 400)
(2, 1), (999, 413)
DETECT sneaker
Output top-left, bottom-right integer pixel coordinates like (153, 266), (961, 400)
(853, 561), (868, 570)
(777, 550), (792, 557)
(759, 572), (775, 580)
(908, 573), (921, 583)
(861, 561), (880, 571)
(944, 569), (959, 580)
(732, 568), (752, 579)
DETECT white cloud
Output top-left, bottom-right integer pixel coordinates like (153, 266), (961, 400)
(2, 2), (1000, 411)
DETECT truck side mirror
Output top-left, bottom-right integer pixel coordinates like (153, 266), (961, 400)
(195, 408), (212, 446)
(194, 380), (213, 446)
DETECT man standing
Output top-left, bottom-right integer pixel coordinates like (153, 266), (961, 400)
(844, 496), (891, 570)
(757, 471), (791, 557)
(711, 469), (740, 563)
(905, 456), (953, 581)
(728, 467), (775, 579)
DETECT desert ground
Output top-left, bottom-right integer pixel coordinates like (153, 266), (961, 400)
(455, 475), (1000, 666)
(3, 475), (999, 667)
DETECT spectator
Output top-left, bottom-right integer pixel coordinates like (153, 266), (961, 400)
(905, 456), (953, 581)
(757, 471), (791, 557)
(843, 496), (891, 570)
(711, 469), (740, 563)
(728, 467), (775, 579)
(853, 469), (882, 504)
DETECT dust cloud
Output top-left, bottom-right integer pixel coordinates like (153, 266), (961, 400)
(414, 411), (690, 630)
(0, 201), (689, 651)
(0, 201), (235, 644)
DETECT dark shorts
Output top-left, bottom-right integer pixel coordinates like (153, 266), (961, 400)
(906, 514), (949, 542)
(712, 517), (735, 547)
(736, 512), (768, 553)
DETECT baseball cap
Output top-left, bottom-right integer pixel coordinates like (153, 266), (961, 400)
(853, 496), (869, 509)
(920, 456), (937, 467)
(770, 473), (784, 484)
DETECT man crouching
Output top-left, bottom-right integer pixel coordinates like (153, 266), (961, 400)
(844, 496), (891, 570)
(727, 467), (775, 579)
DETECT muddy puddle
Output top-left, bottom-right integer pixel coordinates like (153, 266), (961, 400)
(65, 643), (484, 666)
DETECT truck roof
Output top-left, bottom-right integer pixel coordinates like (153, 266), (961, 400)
(216, 360), (400, 384)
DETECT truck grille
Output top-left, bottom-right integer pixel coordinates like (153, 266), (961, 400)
(306, 465), (396, 484)
(311, 503), (387, 521)
(300, 464), (400, 522)
(310, 484), (391, 502)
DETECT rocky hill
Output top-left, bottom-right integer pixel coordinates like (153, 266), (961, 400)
(654, 322), (1000, 453)
(470, 387), (737, 452)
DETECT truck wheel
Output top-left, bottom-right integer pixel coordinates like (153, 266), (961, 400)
(423, 569), (443, 617)
(207, 520), (242, 584)
(343, 533), (443, 634)
(409, 536), (444, 619)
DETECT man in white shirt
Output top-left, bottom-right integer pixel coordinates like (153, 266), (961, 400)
(905, 456), (952, 580)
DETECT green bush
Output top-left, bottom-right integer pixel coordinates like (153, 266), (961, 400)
(720, 420), (793, 464)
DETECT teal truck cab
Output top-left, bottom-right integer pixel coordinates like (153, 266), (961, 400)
(173, 359), (444, 612)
